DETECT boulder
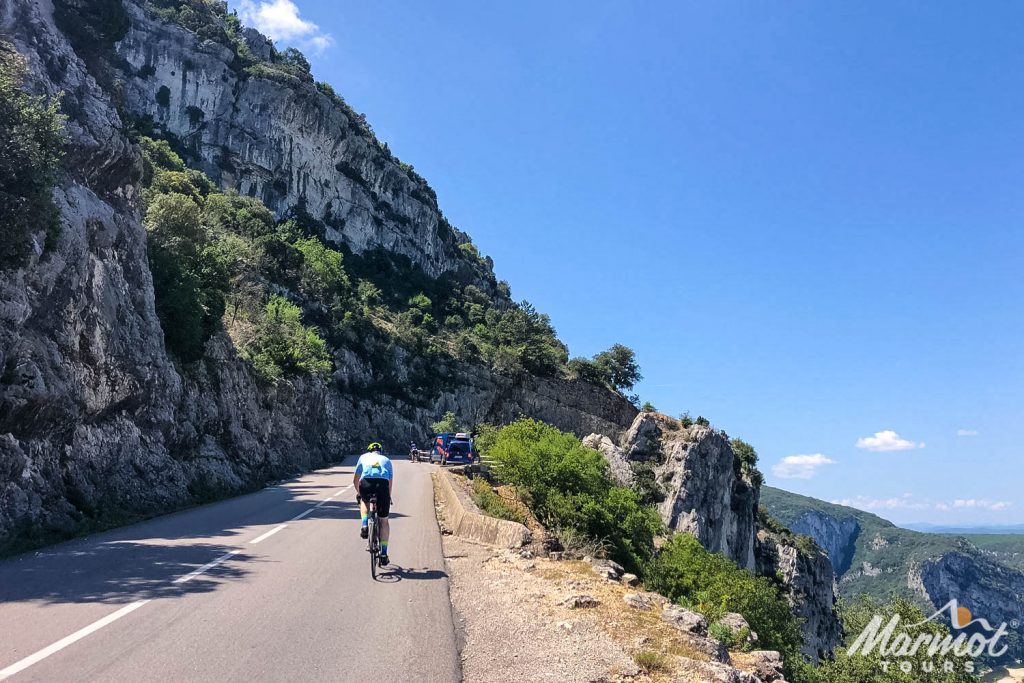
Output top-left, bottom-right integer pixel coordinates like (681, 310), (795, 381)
(561, 595), (599, 609)
(717, 612), (758, 645)
(623, 592), (666, 611)
(661, 605), (708, 635)
(582, 433), (634, 486)
(682, 660), (762, 683)
(743, 650), (785, 683)
(590, 559), (624, 581)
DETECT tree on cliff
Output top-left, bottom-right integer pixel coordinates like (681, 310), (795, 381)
(594, 344), (642, 391)
(0, 42), (65, 266)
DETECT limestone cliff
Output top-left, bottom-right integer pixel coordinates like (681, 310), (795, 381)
(783, 509), (860, 575)
(761, 486), (1024, 664)
(755, 530), (843, 661)
(585, 413), (843, 658)
(0, 0), (635, 552)
(115, 0), (479, 283)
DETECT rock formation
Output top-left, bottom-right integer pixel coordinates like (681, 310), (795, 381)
(0, 0), (634, 552)
(755, 530), (843, 660)
(585, 412), (843, 658)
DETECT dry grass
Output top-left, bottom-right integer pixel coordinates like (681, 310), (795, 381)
(533, 558), (712, 681)
(634, 650), (669, 673)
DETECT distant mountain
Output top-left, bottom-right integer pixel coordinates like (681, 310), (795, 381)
(905, 522), (1024, 535)
(761, 486), (1024, 664)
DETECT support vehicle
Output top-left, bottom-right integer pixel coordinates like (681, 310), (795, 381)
(429, 432), (477, 466)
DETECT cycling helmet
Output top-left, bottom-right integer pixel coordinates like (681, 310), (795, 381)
(367, 442), (383, 452)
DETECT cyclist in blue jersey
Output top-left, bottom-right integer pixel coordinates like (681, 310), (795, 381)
(354, 442), (394, 565)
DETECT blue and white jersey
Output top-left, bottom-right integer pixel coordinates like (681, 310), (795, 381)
(355, 452), (393, 481)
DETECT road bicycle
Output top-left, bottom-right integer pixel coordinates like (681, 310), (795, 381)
(366, 494), (381, 578)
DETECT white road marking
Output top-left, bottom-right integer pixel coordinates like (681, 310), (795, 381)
(250, 524), (287, 544)
(172, 550), (239, 585)
(0, 482), (353, 679)
(0, 600), (150, 681)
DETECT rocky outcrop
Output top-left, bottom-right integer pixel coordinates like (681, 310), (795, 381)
(114, 1), (475, 282)
(584, 413), (842, 660)
(761, 486), (1024, 664)
(581, 433), (634, 486)
(917, 552), (1024, 664)
(784, 510), (860, 575)
(613, 413), (759, 570)
(755, 530), (842, 660)
(0, 0), (635, 552)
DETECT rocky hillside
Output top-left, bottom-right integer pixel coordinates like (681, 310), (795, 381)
(585, 413), (843, 660)
(0, 0), (636, 553)
(762, 486), (1024, 664)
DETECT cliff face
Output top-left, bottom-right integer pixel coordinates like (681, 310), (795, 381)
(0, 0), (635, 552)
(917, 552), (1024, 664)
(618, 413), (758, 570)
(585, 413), (843, 657)
(785, 510), (860, 575)
(755, 530), (843, 661)
(761, 486), (1024, 663)
(115, 1), (474, 282)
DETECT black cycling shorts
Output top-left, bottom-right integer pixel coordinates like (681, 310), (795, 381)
(358, 477), (391, 517)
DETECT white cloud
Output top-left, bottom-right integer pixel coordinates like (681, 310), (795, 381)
(956, 429), (978, 437)
(855, 430), (924, 452)
(833, 495), (930, 511)
(836, 495), (1012, 513)
(937, 499), (1013, 511)
(772, 454), (835, 479)
(237, 0), (333, 53)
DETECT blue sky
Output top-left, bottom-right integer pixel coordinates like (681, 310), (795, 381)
(233, 1), (1023, 526)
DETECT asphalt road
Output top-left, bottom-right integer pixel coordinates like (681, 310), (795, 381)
(0, 459), (461, 682)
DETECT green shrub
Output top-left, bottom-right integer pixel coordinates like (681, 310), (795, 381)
(294, 237), (350, 299)
(730, 438), (764, 486)
(185, 105), (204, 126)
(0, 43), (65, 267)
(431, 411), (460, 434)
(567, 357), (609, 385)
(709, 621), (750, 651)
(143, 192), (230, 361)
(641, 401), (656, 412)
(203, 193), (276, 238)
(243, 296), (331, 383)
(485, 419), (661, 571)
(633, 650), (668, 673)
(471, 479), (525, 524)
(645, 533), (803, 676)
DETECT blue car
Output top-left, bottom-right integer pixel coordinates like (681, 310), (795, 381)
(429, 432), (477, 465)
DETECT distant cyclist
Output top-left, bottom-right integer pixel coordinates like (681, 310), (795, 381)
(354, 442), (394, 566)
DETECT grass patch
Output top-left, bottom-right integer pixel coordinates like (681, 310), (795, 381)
(634, 650), (669, 673)
(471, 478), (526, 524)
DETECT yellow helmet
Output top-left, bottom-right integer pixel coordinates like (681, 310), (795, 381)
(367, 442), (383, 452)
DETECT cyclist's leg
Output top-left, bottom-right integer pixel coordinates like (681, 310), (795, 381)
(376, 480), (392, 559)
(357, 480), (371, 537)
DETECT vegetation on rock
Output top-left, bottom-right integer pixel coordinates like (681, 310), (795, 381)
(0, 42), (65, 267)
(484, 418), (661, 572)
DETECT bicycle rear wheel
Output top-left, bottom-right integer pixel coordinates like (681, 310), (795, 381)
(368, 513), (378, 579)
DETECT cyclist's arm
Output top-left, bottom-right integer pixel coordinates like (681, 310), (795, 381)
(353, 460), (362, 490)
